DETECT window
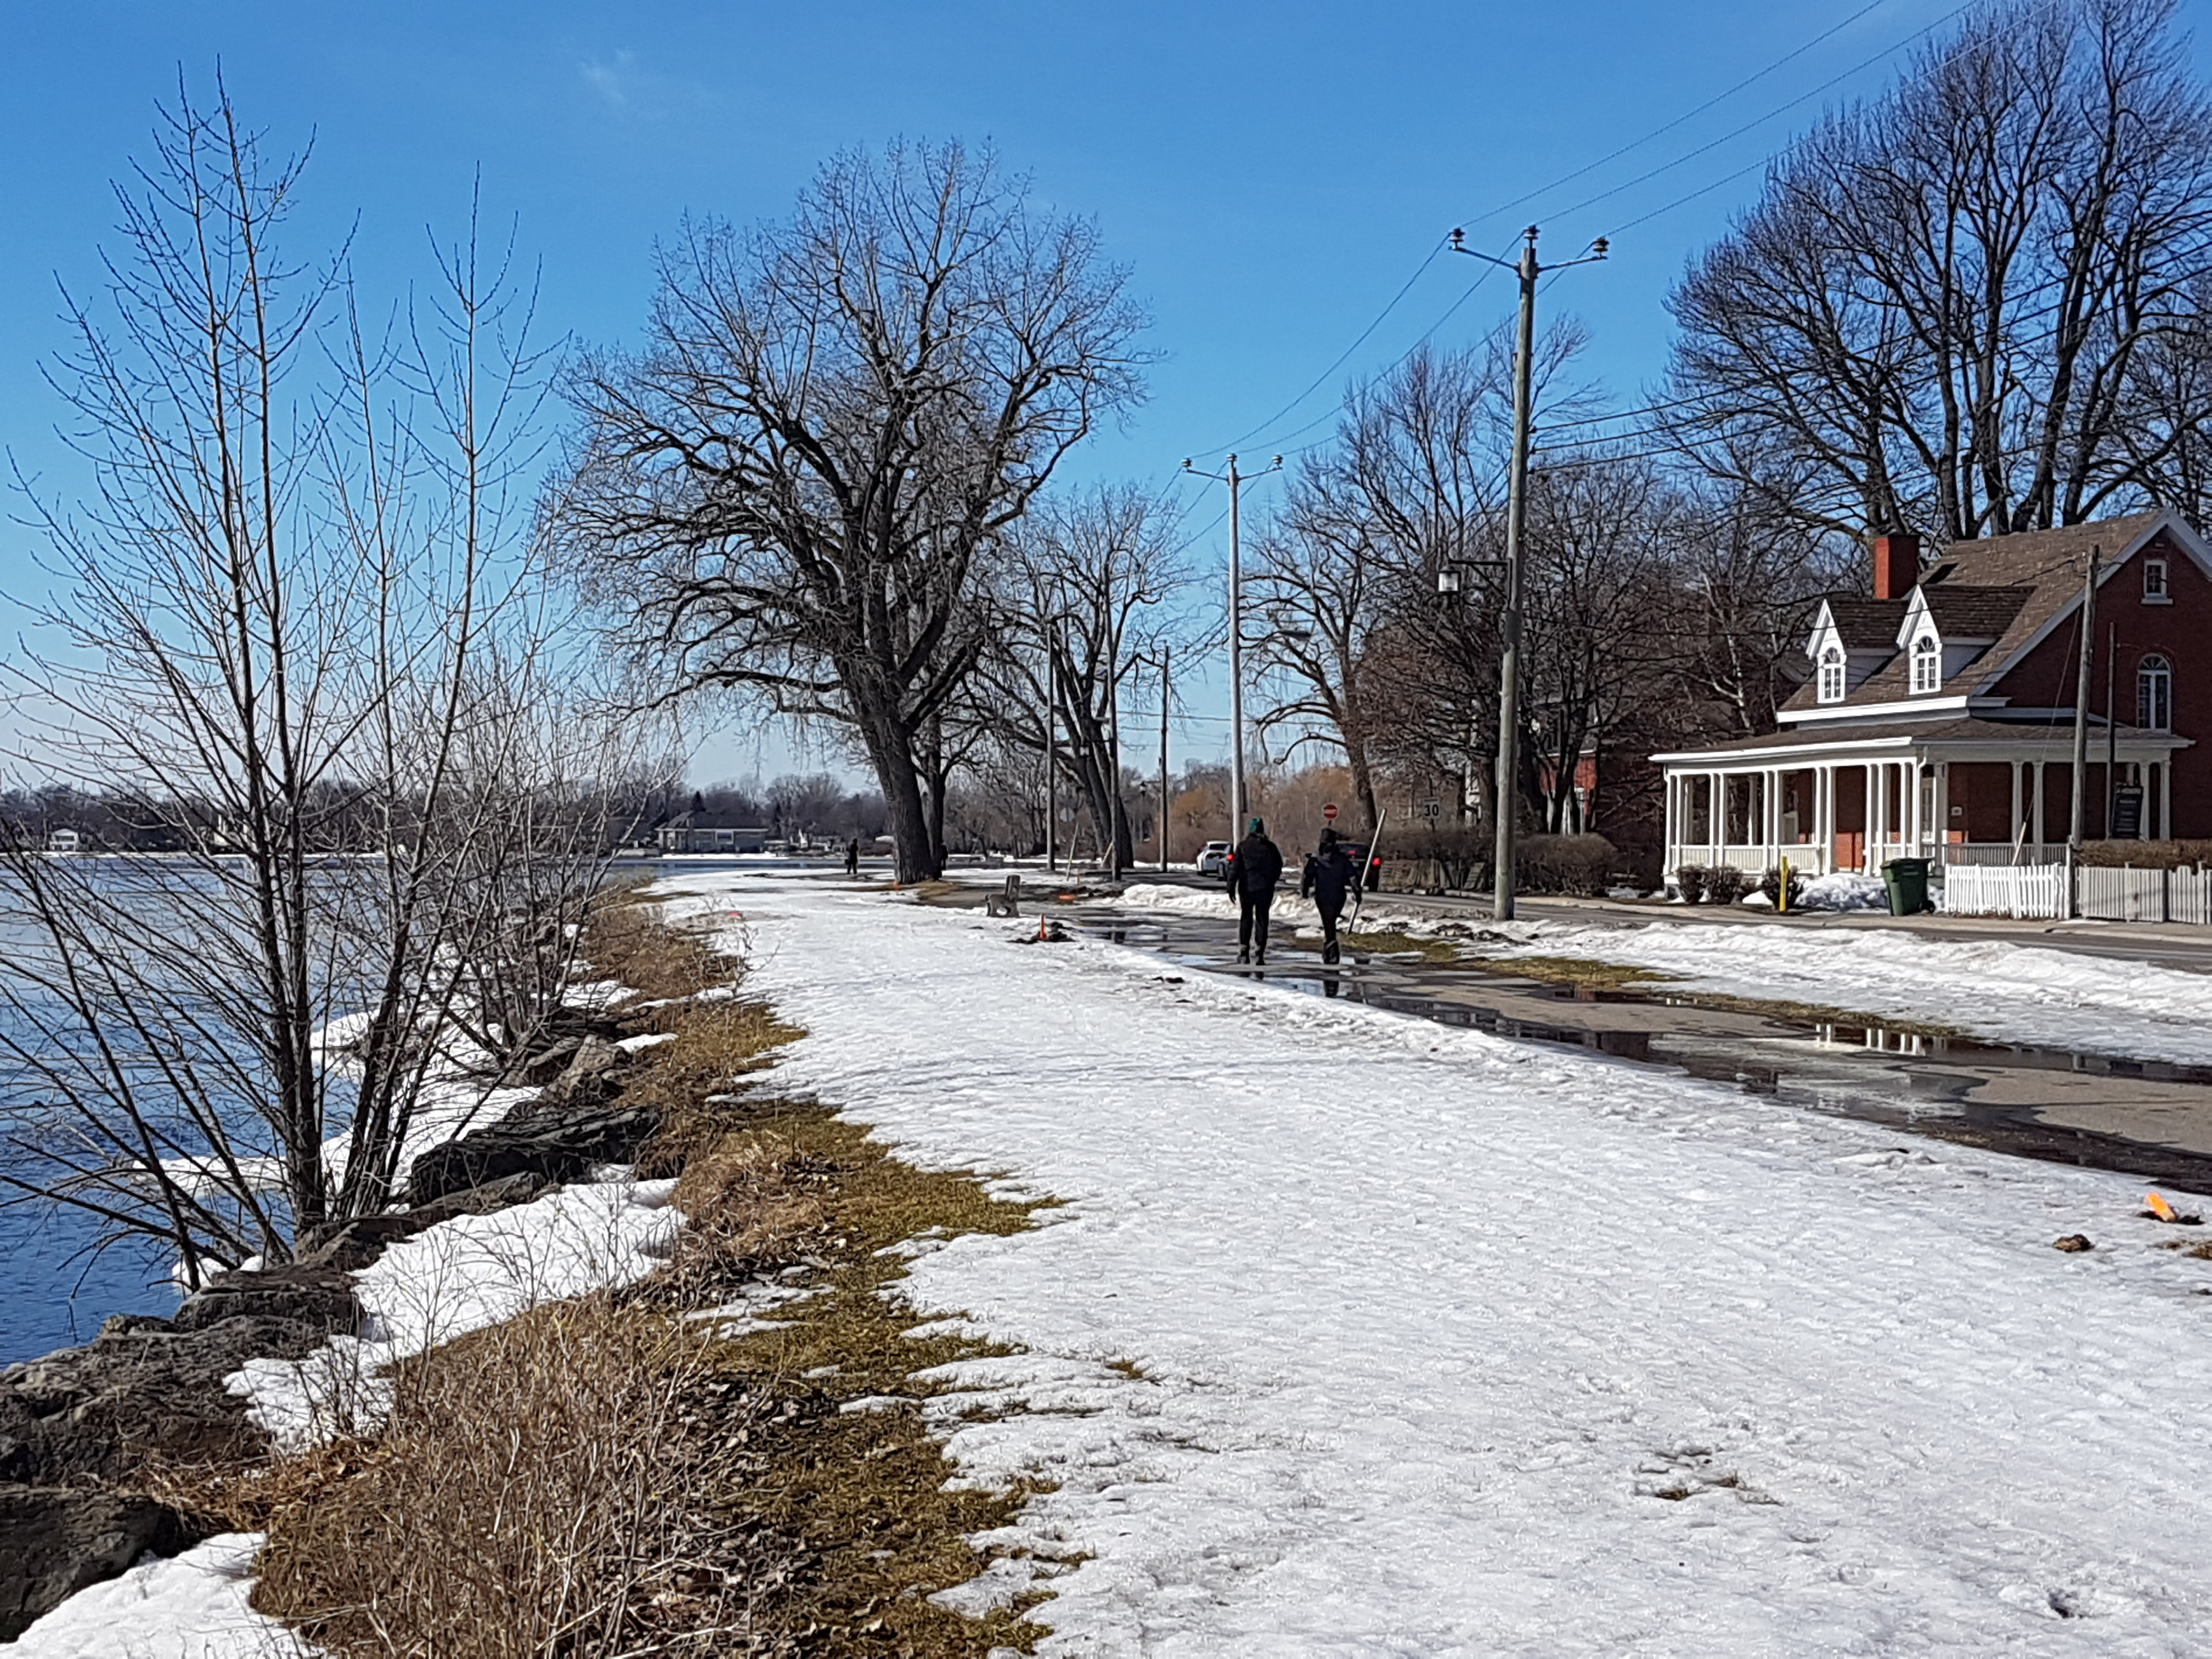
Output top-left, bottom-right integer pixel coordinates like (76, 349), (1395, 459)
(1910, 633), (1940, 693)
(1818, 645), (1846, 703)
(2139, 653), (2174, 731)
(2145, 558), (2171, 602)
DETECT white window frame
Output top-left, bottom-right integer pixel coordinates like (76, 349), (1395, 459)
(2139, 653), (2173, 732)
(1818, 645), (1846, 703)
(2145, 557), (2171, 602)
(1910, 633), (1941, 694)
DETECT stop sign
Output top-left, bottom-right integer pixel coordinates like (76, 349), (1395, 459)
(1323, 802), (1339, 822)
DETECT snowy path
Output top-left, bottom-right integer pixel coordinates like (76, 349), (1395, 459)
(683, 873), (2212, 1657)
(1118, 882), (2212, 1068)
(1480, 916), (2212, 1068)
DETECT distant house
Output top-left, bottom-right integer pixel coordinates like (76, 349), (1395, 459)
(1657, 510), (2205, 877)
(656, 812), (769, 854)
(46, 828), (82, 854)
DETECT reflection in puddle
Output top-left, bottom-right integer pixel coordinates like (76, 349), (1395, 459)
(1071, 905), (2212, 1196)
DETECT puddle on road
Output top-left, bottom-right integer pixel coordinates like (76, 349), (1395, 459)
(1080, 912), (2212, 1197)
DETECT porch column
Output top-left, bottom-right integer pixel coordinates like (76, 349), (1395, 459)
(2161, 760), (2172, 842)
(2031, 761), (2047, 860)
(1864, 760), (1878, 873)
(1934, 762), (1950, 864)
(2010, 761), (2024, 861)
(1813, 765), (1831, 871)
(1709, 770), (1724, 859)
(1766, 768), (1780, 865)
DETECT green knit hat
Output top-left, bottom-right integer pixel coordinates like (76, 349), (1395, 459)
(1248, 816), (1265, 836)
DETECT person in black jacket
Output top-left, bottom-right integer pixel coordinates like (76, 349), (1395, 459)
(1301, 828), (1356, 964)
(1224, 816), (1284, 964)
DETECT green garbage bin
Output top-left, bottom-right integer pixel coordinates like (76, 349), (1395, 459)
(1882, 857), (1931, 916)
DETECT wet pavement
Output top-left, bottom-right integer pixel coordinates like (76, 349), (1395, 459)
(1071, 904), (2212, 1200)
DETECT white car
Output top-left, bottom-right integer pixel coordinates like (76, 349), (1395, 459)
(1195, 840), (1232, 877)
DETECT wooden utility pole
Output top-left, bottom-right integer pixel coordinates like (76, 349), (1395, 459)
(1451, 225), (1606, 919)
(2068, 546), (2101, 851)
(1159, 648), (1171, 873)
(1183, 454), (1281, 839)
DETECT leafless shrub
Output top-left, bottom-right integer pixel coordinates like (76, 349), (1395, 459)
(251, 1293), (749, 1657)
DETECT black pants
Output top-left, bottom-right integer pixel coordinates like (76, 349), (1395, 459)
(1318, 900), (1344, 961)
(1238, 891), (1273, 958)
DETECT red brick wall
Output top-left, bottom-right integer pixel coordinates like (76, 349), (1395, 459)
(1989, 527), (2208, 836)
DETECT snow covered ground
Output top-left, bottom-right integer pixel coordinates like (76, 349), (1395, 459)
(1474, 916), (2212, 1068)
(1118, 882), (2212, 1066)
(659, 871), (2212, 1657)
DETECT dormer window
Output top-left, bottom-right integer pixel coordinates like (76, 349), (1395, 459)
(1818, 645), (1846, 703)
(1910, 634), (1940, 693)
(2145, 557), (2171, 602)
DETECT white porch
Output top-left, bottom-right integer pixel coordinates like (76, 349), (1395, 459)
(1655, 729), (2183, 881)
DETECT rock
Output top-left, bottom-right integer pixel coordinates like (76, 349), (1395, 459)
(172, 1265), (362, 1336)
(509, 1034), (582, 1087)
(0, 1486), (198, 1639)
(403, 1169), (557, 1228)
(296, 1213), (422, 1272)
(2053, 1234), (2094, 1252)
(532, 1035), (628, 1109)
(0, 1313), (332, 1485)
(403, 1102), (662, 1206)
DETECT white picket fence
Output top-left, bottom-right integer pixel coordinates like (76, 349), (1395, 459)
(2075, 864), (2212, 924)
(1939, 863), (2069, 920)
(1939, 861), (2212, 922)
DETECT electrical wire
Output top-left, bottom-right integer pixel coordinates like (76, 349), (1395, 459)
(1455, 0), (1892, 232)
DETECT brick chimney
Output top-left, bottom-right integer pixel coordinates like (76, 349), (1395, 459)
(1872, 531), (1921, 601)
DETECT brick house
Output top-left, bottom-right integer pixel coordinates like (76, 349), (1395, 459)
(1656, 510), (2203, 877)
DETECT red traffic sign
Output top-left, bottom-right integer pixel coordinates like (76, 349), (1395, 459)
(1322, 802), (1339, 822)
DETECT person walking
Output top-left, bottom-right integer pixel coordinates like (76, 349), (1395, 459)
(1223, 815), (1284, 966)
(1301, 828), (1355, 964)
(844, 837), (860, 878)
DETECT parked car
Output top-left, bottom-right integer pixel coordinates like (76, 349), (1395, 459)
(1195, 840), (1232, 877)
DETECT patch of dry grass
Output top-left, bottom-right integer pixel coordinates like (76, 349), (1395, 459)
(251, 1297), (743, 1657)
(245, 897), (1059, 1658)
(668, 1098), (1059, 1656)
(1462, 953), (1673, 991)
(1339, 928), (1463, 964)
(579, 893), (739, 1001)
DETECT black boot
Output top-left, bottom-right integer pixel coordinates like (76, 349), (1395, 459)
(1323, 940), (1339, 964)
(1236, 947), (1250, 964)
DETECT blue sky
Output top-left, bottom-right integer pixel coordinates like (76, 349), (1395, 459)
(7, 0), (2197, 782)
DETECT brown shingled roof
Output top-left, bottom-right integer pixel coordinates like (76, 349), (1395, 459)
(1931, 512), (2166, 691)
(1823, 597), (1909, 651)
(1918, 583), (2033, 639)
(1781, 511), (2177, 714)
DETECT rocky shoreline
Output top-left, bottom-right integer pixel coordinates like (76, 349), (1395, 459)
(0, 1008), (669, 1639)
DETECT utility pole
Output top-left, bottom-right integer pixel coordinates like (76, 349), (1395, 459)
(1451, 225), (1606, 921)
(1160, 647), (1172, 873)
(2068, 546), (2101, 855)
(2105, 618), (2120, 839)
(1107, 640), (1125, 883)
(1184, 453), (1281, 838)
(1045, 636), (1058, 874)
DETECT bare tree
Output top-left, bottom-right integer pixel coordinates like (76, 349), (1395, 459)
(975, 483), (1191, 874)
(0, 87), (572, 1277)
(1670, 0), (2212, 540)
(555, 141), (1149, 881)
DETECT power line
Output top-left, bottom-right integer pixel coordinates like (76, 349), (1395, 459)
(1533, 0), (1979, 236)
(1456, 0), (1892, 232)
(1195, 240), (1454, 460)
